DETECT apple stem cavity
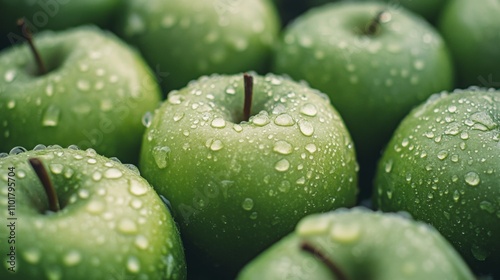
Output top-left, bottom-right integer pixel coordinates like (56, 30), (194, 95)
(29, 158), (60, 213)
(365, 10), (388, 35)
(243, 73), (254, 122)
(17, 17), (47, 75)
(300, 241), (349, 280)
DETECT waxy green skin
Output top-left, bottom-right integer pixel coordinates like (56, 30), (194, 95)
(238, 208), (475, 280)
(273, 2), (454, 165)
(375, 89), (500, 274)
(0, 0), (122, 35)
(116, 0), (280, 92)
(0, 26), (161, 164)
(0, 146), (186, 279)
(438, 0), (500, 88)
(139, 73), (358, 275)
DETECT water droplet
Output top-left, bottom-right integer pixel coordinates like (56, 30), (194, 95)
(448, 105), (457, 113)
(86, 200), (105, 214)
(297, 217), (329, 236)
(142, 112), (153, 128)
(479, 201), (495, 214)
(274, 113), (295, 126)
(77, 80), (90, 91)
(173, 112), (184, 122)
(49, 163), (63, 174)
(208, 139), (224, 151)
(273, 140), (293, 155)
(385, 160), (393, 173)
(104, 168), (123, 179)
(7, 100), (15, 109)
(300, 103), (318, 117)
(161, 14), (176, 28)
(233, 124), (243, 132)
(63, 250), (81, 266)
(87, 158), (97, 164)
(42, 105), (60, 127)
(211, 118), (226, 128)
(78, 189), (90, 199)
(127, 256), (140, 273)
(275, 159), (290, 172)
(249, 212), (258, 220)
(152, 146), (171, 169)
(279, 180), (291, 193)
(129, 180), (148, 196)
(305, 143), (317, 153)
(4, 69), (16, 82)
(437, 150), (448, 160)
(298, 120), (314, 136)
(242, 198), (254, 211)
(251, 112), (270, 126)
(470, 112), (497, 131)
(460, 132), (469, 140)
(135, 235), (149, 250)
(45, 266), (62, 280)
(413, 60), (425, 70)
(23, 248), (41, 264)
(118, 218), (138, 234)
(464, 172), (480, 186)
(330, 223), (361, 243)
(471, 245), (489, 261)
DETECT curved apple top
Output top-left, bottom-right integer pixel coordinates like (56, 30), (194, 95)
(375, 88), (500, 274)
(139, 73), (359, 275)
(115, 0), (280, 92)
(237, 208), (475, 280)
(0, 0), (122, 34)
(0, 26), (162, 164)
(0, 145), (186, 279)
(273, 1), (454, 165)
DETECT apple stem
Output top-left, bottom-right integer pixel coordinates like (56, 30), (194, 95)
(300, 241), (348, 280)
(17, 18), (47, 75)
(243, 73), (254, 122)
(29, 158), (60, 212)
(365, 10), (387, 35)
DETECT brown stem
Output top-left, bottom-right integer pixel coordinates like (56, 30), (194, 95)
(365, 10), (387, 35)
(29, 158), (60, 212)
(17, 18), (46, 75)
(243, 73), (253, 122)
(300, 241), (348, 280)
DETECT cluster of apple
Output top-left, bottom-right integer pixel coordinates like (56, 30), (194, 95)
(0, 0), (498, 279)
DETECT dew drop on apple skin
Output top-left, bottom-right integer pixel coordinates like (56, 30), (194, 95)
(242, 198), (254, 211)
(22, 248), (41, 264)
(273, 140), (293, 155)
(42, 105), (60, 127)
(152, 146), (171, 169)
(464, 171), (480, 186)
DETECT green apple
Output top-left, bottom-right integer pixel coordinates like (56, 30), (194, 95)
(0, 145), (186, 279)
(0, 25), (161, 164)
(374, 88), (500, 275)
(339, 0), (450, 23)
(115, 0), (280, 91)
(0, 0), (122, 38)
(238, 207), (475, 280)
(139, 73), (358, 277)
(272, 2), (454, 188)
(438, 0), (500, 88)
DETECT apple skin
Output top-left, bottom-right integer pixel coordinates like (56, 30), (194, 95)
(272, 2), (454, 174)
(237, 207), (475, 280)
(0, 0), (122, 36)
(115, 0), (280, 92)
(374, 88), (500, 275)
(0, 26), (161, 164)
(0, 145), (186, 279)
(438, 0), (500, 88)
(139, 73), (358, 276)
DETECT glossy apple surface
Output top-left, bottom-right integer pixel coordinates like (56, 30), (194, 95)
(0, 145), (186, 279)
(139, 73), (358, 276)
(375, 88), (500, 274)
(238, 208), (475, 280)
(0, 26), (161, 164)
